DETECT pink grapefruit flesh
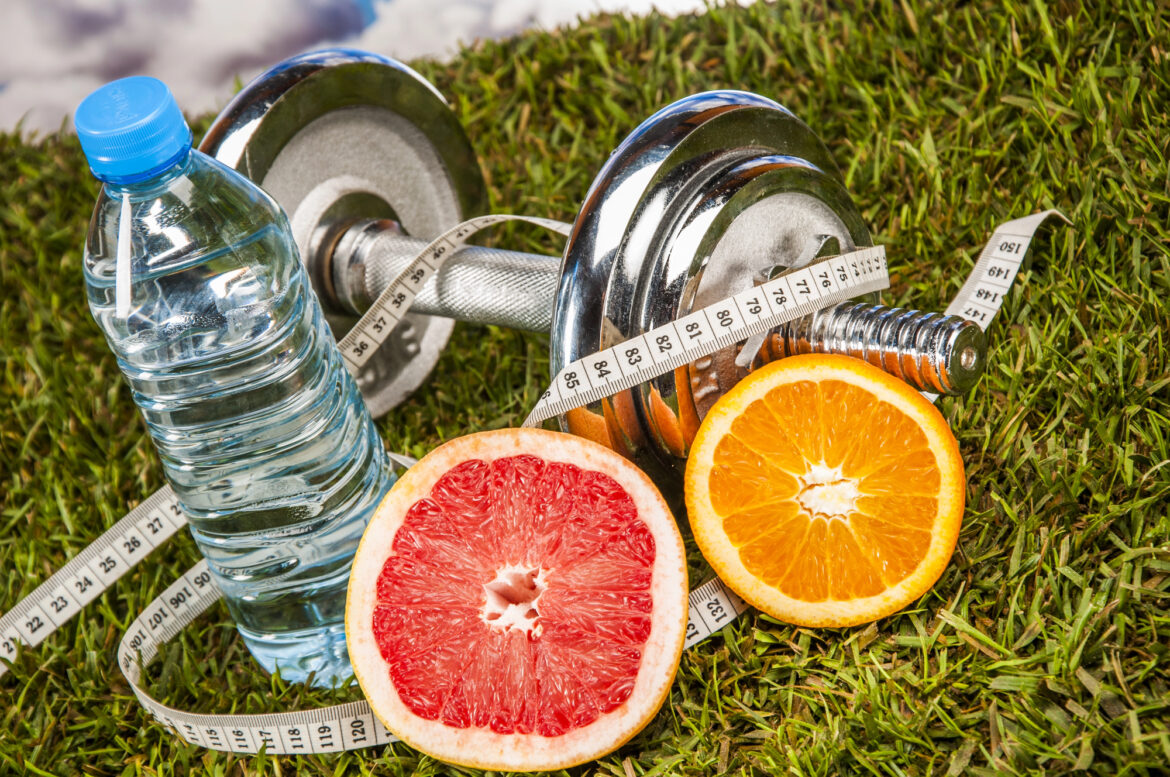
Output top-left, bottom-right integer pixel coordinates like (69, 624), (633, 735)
(346, 429), (688, 771)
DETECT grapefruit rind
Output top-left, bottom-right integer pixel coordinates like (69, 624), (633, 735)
(347, 429), (688, 772)
(684, 354), (965, 628)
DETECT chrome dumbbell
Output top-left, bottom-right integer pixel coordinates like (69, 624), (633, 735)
(201, 49), (985, 479)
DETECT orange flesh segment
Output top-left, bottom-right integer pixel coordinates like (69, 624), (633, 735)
(706, 378), (944, 600)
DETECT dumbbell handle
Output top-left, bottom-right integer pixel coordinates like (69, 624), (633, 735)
(329, 219), (986, 395)
(333, 219), (560, 333)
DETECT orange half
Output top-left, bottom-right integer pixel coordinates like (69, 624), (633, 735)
(684, 354), (965, 627)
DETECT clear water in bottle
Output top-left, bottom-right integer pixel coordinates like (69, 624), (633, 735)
(76, 76), (394, 685)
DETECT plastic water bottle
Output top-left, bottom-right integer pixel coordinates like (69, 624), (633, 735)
(75, 77), (394, 686)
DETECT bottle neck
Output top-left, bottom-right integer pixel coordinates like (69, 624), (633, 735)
(101, 146), (193, 195)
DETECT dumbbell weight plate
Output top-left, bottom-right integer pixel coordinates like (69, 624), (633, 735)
(555, 91), (872, 483)
(200, 48), (488, 418)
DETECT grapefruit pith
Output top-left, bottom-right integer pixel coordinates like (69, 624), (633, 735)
(346, 429), (688, 771)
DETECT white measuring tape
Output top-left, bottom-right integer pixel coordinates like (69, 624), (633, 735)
(0, 209), (1064, 754)
(943, 210), (1068, 325)
(920, 208), (1069, 402)
(522, 246), (890, 427)
(109, 560), (753, 754)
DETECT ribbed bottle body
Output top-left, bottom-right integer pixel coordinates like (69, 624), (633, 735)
(84, 150), (392, 685)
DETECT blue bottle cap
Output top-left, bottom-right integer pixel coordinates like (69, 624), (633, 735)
(75, 76), (193, 183)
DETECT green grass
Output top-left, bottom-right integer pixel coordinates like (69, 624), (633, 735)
(2, 0), (1169, 774)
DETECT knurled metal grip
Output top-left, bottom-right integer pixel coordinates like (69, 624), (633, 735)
(200, 49), (986, 477)
(333, 219), (560, 333)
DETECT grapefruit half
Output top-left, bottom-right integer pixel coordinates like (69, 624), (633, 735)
(346, 428), (688, 771)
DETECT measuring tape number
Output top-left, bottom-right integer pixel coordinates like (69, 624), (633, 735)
(1, 210), (1064, 755)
